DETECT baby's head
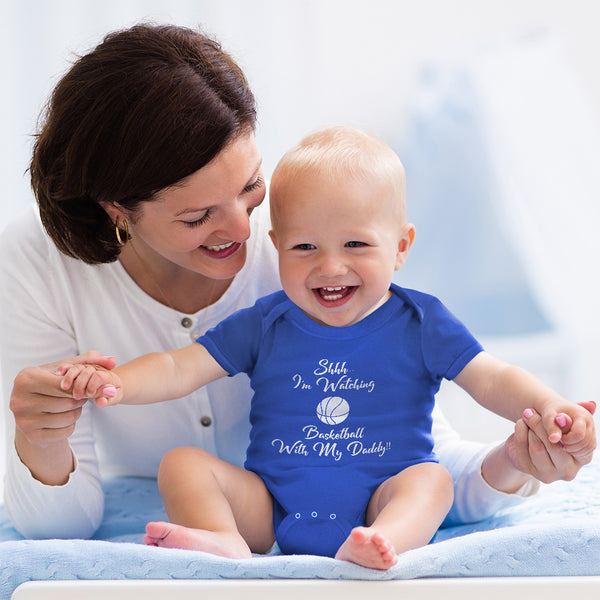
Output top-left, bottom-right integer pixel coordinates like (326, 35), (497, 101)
(269, 126), (415, 327)
(270, 125), (407, 226)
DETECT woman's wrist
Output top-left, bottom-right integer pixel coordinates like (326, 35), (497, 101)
(480, 440), (534, 494)
(14, 428), (75, 486)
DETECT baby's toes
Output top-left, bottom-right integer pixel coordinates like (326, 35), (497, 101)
(372, 532), (392, 552)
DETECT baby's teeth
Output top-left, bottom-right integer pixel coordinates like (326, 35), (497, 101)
(321, 286), (346, 300)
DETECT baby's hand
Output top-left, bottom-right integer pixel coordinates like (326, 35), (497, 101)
(531, 401), (596, 460)
(57, 362), (121, 408)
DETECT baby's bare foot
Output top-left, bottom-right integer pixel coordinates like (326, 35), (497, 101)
(144, 521), (251, 559)
(335, 526), (398, 570)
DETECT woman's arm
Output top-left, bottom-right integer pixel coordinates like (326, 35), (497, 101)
(4, 355), (111, 539)
(484, 403), (595, 488)
(432, 405), (534, 524)
(0, 210), (108, 538)
(434, 401), (595, 524)
(11, 353), (116, 485)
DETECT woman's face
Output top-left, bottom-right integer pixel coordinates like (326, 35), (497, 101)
(123, 132), (265, 281)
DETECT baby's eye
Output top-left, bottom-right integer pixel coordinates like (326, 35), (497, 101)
(346, 241), (366, 248)
(294, 243), (316, 251)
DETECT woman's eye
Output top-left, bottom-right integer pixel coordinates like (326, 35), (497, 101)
(346, 241), (365, 248)
(183, 211), (212, 228)
(243, 176), (264, 194)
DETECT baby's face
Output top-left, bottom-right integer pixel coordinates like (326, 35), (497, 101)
(270, 171), (413, 327)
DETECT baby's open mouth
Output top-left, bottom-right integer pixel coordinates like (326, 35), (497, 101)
(316, 286), (355, 301)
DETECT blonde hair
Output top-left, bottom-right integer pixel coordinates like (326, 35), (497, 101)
(270, 125), (406, 220)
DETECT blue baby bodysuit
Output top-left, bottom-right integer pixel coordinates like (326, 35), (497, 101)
(197, 284), (483, 557)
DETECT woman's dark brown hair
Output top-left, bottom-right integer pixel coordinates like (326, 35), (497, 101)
(30, 23), (257, 263)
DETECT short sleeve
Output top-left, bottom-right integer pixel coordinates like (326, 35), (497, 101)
(421, 296), (483, 380)
(197, 302), (265, 377)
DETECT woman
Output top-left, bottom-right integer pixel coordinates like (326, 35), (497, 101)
(0, 23), (590, 540)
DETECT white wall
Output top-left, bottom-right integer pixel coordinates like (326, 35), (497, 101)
(3, 0), (600, 226)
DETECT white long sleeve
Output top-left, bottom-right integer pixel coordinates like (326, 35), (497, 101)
(4, 405), (103, 539)
(432, 405), (538, 525)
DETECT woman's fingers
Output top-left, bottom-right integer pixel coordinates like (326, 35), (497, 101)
(521, 407), (592, 482)
(13, 399), (85, 445)
(578, 400), (597, 415)
(68, 351), (117, 371)
(9, 354), (116, 448)
(510, 418), (551, 479)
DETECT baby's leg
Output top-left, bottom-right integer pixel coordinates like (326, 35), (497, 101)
(144, 447), (275, 558)
(335, 462), (453, 569)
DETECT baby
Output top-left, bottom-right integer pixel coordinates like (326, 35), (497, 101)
(60, 126), (595, 570)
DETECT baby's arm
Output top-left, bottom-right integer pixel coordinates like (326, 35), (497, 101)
(454, 352), (596, 457)
(60, 343), (227, 406)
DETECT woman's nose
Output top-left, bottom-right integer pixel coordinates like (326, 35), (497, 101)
(218, 201), (252, 242)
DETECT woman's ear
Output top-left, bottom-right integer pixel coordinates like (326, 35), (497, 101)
(99, 201), (126, 223)
(395, 223), (416, 270)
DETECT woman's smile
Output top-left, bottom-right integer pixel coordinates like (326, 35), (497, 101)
(199, 241), (242, 258)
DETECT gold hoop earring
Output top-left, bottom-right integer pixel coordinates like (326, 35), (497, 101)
(115, 217), (129, 246)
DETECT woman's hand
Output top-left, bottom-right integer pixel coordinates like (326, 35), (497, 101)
(511, 401), (595, 482)
(10, 351), (117, 447)
(482, 401), (596, 492)
(9, 351), (116, 485)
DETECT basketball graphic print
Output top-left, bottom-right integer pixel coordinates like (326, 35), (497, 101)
(316, 396), (350, 425)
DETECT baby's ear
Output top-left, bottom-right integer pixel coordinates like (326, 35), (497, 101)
(268, 229), (279, 250)
(395, 224), (416, 270)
